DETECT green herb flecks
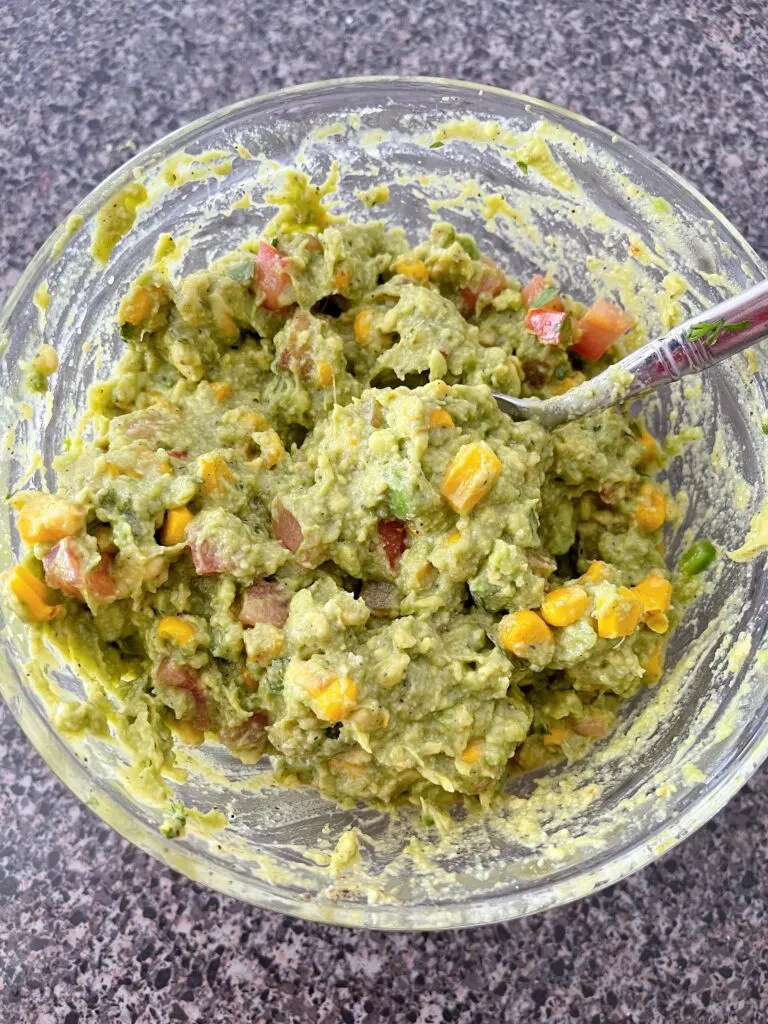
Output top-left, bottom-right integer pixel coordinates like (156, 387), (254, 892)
(515, 160), (528, 174)
(430, 141), (444, 150)
(531, 285), (558, 308)
(686, 319), (752, 345)
(160, 799), (187, 839)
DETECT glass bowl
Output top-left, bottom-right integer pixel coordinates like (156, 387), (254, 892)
(2, 77), (767, 930)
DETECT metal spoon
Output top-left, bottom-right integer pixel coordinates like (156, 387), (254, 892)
(494, 280), (768, 429)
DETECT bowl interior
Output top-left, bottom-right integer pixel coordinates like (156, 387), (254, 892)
(2, 78), (767, 929)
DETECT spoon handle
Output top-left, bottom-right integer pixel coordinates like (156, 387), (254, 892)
(621, 278), (768, 399)
(497, 279), (768, 428)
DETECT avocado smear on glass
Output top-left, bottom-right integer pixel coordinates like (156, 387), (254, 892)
(8, 200), (679, 814)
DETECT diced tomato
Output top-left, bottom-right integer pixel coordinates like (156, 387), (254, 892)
(521, 275), (564, 311)
(570, 299), (633, 361)
(378, 519), (408, 573)
(571, 715), (609, 739)
(155, 658), (210, 730)
(521, 275), (550, 307)
(252, 242), (295, 312)
(188, 536), (225, 576)
(239, 581), (290, 628)
(219, 711), (269, 752)
(43, 538), (115, 601)
(524, 309), (571, 345)
(272, 504), (304, 554)
(86, 553), (116, 599)
(459, 258), (507, 316)
(43, 537), (84, 597)
(168, 448), (188, 459)
(276, 314), (314, 378)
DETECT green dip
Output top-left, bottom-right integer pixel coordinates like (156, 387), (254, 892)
(7, 199), (678, 813)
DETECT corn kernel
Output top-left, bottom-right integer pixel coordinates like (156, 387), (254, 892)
(15, 494), (85, 545)
(333, 269), (352, 290)
(445, 530), (462, 546)
(120, 286), (152, 326)
(542, 724), (570, 747)
(428, 408), (454, 429)
(173, 720), (205, 745)
(255, 429), (285, 469)
(643, 643), (665, 684)
(157, 616), (196, 645)
(393, 256), (429, 284)
(541, 585), (589, 627)
(551, 374), (580, 395)
(632, 573), (672, 615)
(634, 483), (666, 532)
(239, 410), (270, 433)
(200, 455), (233, 495)
(316, 361), (334, 388)
(440, 441), (502, 515)
(311, 675), (358, 723)
(353, 308), (374, 344)
(161, 507), (194, 546)
(211, 381), (233, 401)
(638, 429), (660, 465)
(581, 561), (609, 585)
(8, 564), (60, 622)
(460, 740), (483, 764)
(498, 609), (553, 660)
(596, 586), (642, 639)
(645, 611), (670, 634)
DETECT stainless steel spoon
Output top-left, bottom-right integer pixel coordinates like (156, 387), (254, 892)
(494, 280), (768, 428)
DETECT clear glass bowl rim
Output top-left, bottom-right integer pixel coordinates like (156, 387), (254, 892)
(2, 75), (767, 930)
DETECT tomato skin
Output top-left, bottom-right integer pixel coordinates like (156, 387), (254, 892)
(459, 258), (507, 316)
(378, 519), (408, 572)
(570, 298), (633, 361)
(272, 504), (304, 555)
(44, 538), (115, 600)
(521, 274), (550, 307)
(239, 581), (289, 628)
(524, 309), (570, 345)
(252, 242), (294, 312)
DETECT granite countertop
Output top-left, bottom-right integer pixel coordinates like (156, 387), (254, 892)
(2, 1), (767, 1020)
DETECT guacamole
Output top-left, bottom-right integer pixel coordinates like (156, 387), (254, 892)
(7, 208), (676, 811)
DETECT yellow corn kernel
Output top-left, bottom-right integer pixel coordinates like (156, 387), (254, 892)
(645, 611), (670, 634)
(239, 410), (270, 433)
(120, 285), (152, 326)
(643, 643), (665, 684)
(428, 408), (454, 429)
(8, 565), (60, 622)
(632, 572), (672, 615)
(581, 560), (609, 585)
(498, 609), (553, 660)
(393, 256), (429, 284)
(353, 308), (374, 344)
(440, 441), (502, 515)
(173, 720), (205, 745)
(542, 724), (570, 747)
(311, 675), (358, 723)
(157, 616), (196, 645)
(596, 586), (642, 639)
(15, 494), (85, 545)
(634, 483), (666, 532)
(211, 380), (233, 402)
(638, 429), (660, 465)
(333, 269), (352, 290)
(255, 429), (285, 469)
(445, 530), (462, 546)
(200, 455), (233, 495)
(460, 740), (483, 764)
(161, 506), (194, 546)
(540, 585), (590, 628)
(316, 361), (334, 388)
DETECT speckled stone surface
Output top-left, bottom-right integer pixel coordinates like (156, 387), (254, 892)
(2, 0), (768, 1020)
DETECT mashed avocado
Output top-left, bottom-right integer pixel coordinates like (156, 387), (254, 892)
(7, 203), (677, 813)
